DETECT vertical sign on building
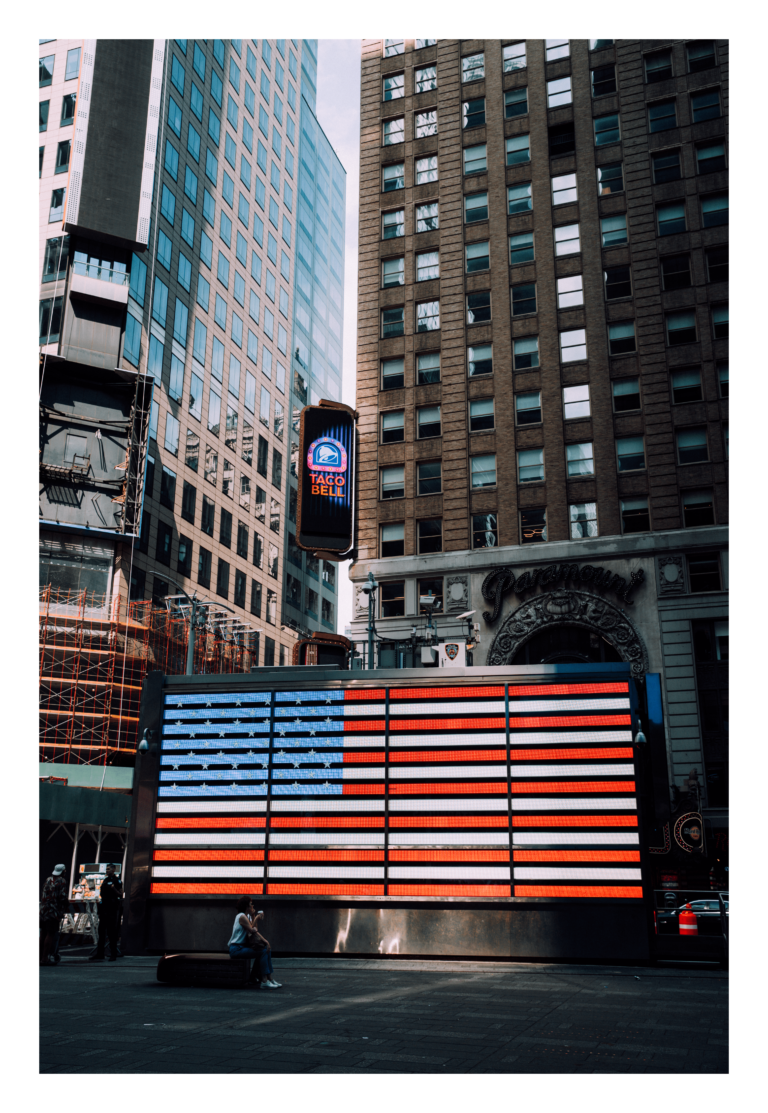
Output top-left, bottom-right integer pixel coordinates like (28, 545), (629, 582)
(296, 402), (355, 555)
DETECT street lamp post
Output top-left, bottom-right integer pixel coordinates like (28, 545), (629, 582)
(361, 572), (378, 670)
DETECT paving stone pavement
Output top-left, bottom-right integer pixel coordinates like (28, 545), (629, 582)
(39, 954), (728, 1074)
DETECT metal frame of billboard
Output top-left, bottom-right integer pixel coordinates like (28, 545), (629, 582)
(296, 399), (356, 559)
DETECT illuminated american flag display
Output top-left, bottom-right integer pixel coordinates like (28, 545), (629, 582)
(150, 681), (643, 900)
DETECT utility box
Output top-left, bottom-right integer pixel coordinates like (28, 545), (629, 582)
(438, 641), (466, 668)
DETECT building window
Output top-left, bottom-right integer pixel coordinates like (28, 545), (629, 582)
(521, 507), (546, 543)
(384, 39), (404, 57)
(645, 50), (672, 83)
(416, 300), (440, 332)
(547, 77), (572, 107)
(696, 141), (726, 174)
(570, 502), (598, 539)
(563, 384), (590, 419)
(216, 558), (230, 598)
(661, 254), (691, 291)
(465, 242), (489, 273)
(597, 162), (623, 195)
(382, 209), (404, 239)
(417, 251), (439, 281)
(472, 513), (498, 549)
(415, 39), (437, 50)
(515, 392), (541, 425)
(653, 150), (681, 184)
(415, 155), (438, 184)
(505, 87), (528, 117)
(566, 442), (594, 477)
(415, 65), (437, 94)
(657, 202), (686, 236)
(382, 357), (404, 390)
(418, 519), (442, 554)
(682, 489), (715, 527)
(554, 275), (583, 309)
(417, 405), (441, 439)
(718, 361), (729, 398)
(616, 436), (645, 471)
(382, 307), (404, 338)
(677, 427), (709, 465)
(508, 182), (532, 214)
(601, 214), (627, 247)
(552, 173), (577, 205)
(514, 336), (539, 369)
(465, 192), (488, 223)
(666, 310), (697, 346)
(381, 581), (405, 618)
(383, 117), (405, 145)
(381, 522), (404, 557)
(604, 265), (632, 300)
(201, 495), (215, 536)
(382, 411), (404, 444)
(702, 193), (728, 228)
(592, 64), (616, 97)
(55, 139), (71, 175)
(65, 47), (81, 81)
(621, 497), (650, 534)
(649, 99), (677, 132)
(418, 578), (444, 614)
(61, 93), (76, 126)
(612, 378), (640, 412)
(468, 344), (492, 376)
(503, 42), (526, 71)
(219, 507), (233, 548)
(518, 448), (544, 483)
(687, 40), (716, 72)
(469, 398), (494, 432)
(467, 291), (491, 324)
(156, 521), (173, 566)
(594, 114), (620, 146)
(417, 461), (441, 495)
(383, 72), (404, 101)
(382, 257), (404, 288)
(471, 454), (496, 488)
(49, 186), (66, 223)
(671, 368), (703, 404)
(177, 535), (193, 578)
(381, 466), (405, 500)
(545, 39), (569, 61)
(560, 329), (587, 363)
(39, 54), (54, 87)
(711, 305), (728, 339)
(463, 143), (488, 175)
(462, 53), (484, 82)
(688, 553), (722, 593)
(411, 202), (436, 232)
(691, 89), (721, 123)
(463, 98), (485, 129)
(39, 297), (63, 344)
(509, 231), (534, 265)
(549, 121), (575, 157)
(512, 283), (536, 316)
(382, 163), (404, 192)
(706, 247), (728, 285)
(418, 352), (440, 384)
(608, 321), (636, 355)
(506, 134), (530, 166)
(554, 223), (580, 256)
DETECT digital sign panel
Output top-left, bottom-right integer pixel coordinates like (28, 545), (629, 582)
(296, 403), (355, 554)
(149, 678), (644, 902)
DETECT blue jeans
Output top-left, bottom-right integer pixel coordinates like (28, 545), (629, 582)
(229, 943), (273, 980)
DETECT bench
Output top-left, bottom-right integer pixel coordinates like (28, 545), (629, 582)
(156, 952), (252, 988)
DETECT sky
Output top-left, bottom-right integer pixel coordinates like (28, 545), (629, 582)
(315, 40), (361, 637)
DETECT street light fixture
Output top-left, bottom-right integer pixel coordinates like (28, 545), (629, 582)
(360, 572), (379, 670)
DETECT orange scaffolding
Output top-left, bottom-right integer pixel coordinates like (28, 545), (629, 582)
(39, 587), (258, 766)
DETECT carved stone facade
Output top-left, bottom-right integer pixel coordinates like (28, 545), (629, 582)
(657, 555), (686, 595)
(445, 575), (469, 612)
(486, 590), (650, 679)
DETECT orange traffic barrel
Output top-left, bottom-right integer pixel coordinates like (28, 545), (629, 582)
(679, 903), (698, 937)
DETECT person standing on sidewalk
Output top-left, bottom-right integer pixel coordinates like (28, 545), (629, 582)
(40, 865), (68, 967)
(89, 864), (123, 962)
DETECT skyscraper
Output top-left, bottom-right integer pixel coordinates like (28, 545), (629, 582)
(350, 39), (728, 839)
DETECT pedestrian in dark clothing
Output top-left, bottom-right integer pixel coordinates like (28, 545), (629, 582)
(40, 865), (68, 967)
(89, 865), (123, 961)
(228, 897), (281, 988)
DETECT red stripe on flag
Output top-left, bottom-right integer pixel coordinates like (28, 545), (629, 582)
(389, 782), (508, 795)
(389, 686), (505, 700)
(343, 719), (386, 732)
(392, 749), (507, 763)
(269, 850), (385, 862)
(509, 715), (631, 728)
(269, 817), (385, 828)
(389, 850), (510, 862)
(513, 850), (641, 863)
(153, 850), (264, 861)
(389, 816), (509, 828)
(343, 752), (386, 763)
(344, 689), (385, 700)
(150, 883), (263, 894)
(510, 780), (636, 794)
(389, 884), (511, 897)
(509, 683), (629, 697)
(514, 885), (642, 898)
(513, 816), (638, 828)
(390, 717), (506, 731)
(267, 883), (384, 895)
(510, 747), (634, 761)
(156, 817), (266, 829)
(342, 784), (385, 795)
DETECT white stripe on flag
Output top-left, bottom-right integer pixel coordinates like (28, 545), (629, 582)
(389, 798), (509, 812)
(388, 866), (511, 881)
(270, 799), (385, 812)
(512, 832), (639, 846)
(508, 732), (632, 744)
(389, 765), (508, 779)
(154, 833), (266, 846)
(268, 833), (385, 846)
(512, 797), (637, 811)
(151, 865), (265, 878)
(389, 734), (507, 747)
(389, 833), (510, 846)
(156, 800), (267, 813)
(267, 865), (385, 879)
(386, 701), (505, 714)
(513, 866), (642, 881)
(341, 768), (385, 779)
(507, 698), (630, 712)
(509, 763), (635, 777)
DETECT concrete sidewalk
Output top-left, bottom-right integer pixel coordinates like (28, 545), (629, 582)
(40, 954), (728, 1074)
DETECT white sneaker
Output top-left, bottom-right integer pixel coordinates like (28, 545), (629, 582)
(261, 980), (279, 989)
(268, 979), (282, 987)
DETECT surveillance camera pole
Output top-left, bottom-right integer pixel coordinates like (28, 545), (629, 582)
(365, 572), (378, 670)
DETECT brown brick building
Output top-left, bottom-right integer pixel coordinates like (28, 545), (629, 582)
(348, 39), (728, 837)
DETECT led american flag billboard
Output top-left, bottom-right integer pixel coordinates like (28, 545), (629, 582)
(151, 679), (644, 900)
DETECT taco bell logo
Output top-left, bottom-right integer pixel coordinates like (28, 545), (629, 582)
(307, 437), (347, 475)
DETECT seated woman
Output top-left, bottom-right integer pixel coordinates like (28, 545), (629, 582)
(228, 897), (281, 988)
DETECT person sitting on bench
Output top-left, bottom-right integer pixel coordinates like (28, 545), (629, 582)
(228, 897), (281, 988)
